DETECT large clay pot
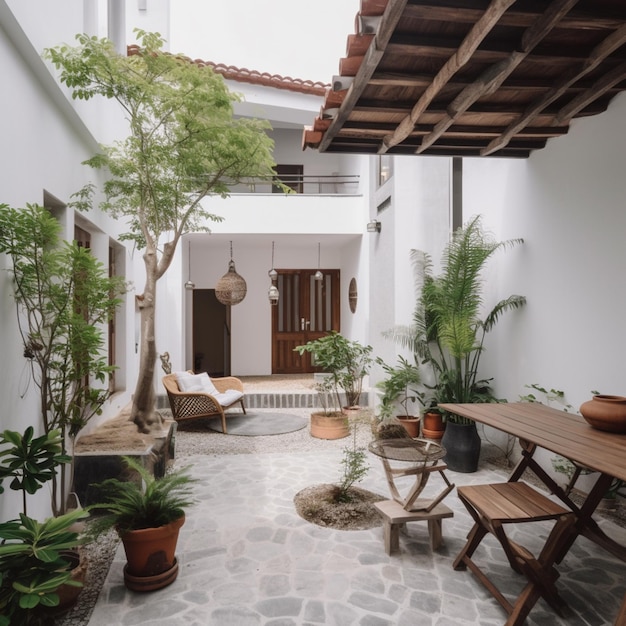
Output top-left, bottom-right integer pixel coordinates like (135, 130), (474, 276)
(119, 515), (184, 590)
(397, 416), (420, 438)
(422, 412), (445, 440)
(310, 412), (350, 439)
(441, 420), (481, 473)
(579, 395), (626, 433)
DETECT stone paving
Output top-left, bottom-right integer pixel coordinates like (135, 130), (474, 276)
(88, 442), (626, 625)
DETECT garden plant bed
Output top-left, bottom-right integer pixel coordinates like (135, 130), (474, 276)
(294, 483), (385, 530)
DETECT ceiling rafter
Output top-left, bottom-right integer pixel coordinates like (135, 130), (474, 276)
(379, 0), (518, 153)
(304, 0), (626, 158)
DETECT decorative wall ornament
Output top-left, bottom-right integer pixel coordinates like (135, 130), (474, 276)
(215, 241), (247, 306)
(349, 277), (358, 313)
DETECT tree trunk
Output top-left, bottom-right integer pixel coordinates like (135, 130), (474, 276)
(131, 249), (161, 432)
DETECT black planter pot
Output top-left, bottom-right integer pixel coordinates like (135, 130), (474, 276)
(441, 420), (481, 473)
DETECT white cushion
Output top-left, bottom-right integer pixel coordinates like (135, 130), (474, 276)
(214, 389), (244, 407)
(175, 371), (218, 395)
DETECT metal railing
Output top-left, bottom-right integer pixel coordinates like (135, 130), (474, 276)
(226, 174), (360, 195)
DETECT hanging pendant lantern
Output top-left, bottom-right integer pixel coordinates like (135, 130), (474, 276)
(314, 242), (324, 281)
(268, 241), (279, 305)
(215, 241), (247, 306)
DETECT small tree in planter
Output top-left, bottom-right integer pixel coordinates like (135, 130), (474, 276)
(294, 332), (373, 408)
(46, 31), (278, 433)
(0, 203), (124, 514)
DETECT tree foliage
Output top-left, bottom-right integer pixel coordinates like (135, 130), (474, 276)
(45, 31), (278, 430)
(0, 203), (123, 512)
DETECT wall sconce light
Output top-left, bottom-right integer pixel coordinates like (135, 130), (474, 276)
(367, 219), (381, 233)
(184, 240), (195, 290)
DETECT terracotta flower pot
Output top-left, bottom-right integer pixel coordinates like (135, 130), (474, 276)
(580, 394), (626, 433)
(310, 412), (350, 439)
(119, 515), (185, 585)
(422, 411), (445, 440)
(397, 416), (420, 438)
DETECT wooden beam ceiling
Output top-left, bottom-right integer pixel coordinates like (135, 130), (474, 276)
(304, 0), (626, 158)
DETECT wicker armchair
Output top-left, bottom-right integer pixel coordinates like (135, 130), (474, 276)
(162, 371), (246, 433)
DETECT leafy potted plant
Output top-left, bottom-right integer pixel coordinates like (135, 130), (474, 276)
(294, 331), (373, 409)
(0, 427), (89, 624)
(294, 332), (373, 439)
(386, 216), (525, 471)
(88, 456), (196, 591)
(375, 356), (423, 437)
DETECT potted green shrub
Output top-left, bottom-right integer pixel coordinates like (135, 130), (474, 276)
(294, 332), (373, 439)
(0, 427), (88, 624)
(375, 356), (423, 437)
(88, 456), (196, 591)
(386, 216), (525, 471)
(294, 331), (373, 409)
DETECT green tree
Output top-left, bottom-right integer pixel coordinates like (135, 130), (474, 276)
(45, 31), (278, 432)
(0, 203), (123, 513)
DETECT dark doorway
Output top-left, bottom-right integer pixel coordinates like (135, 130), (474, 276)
(272, 269), (340, 373)
(192, 289), (230, 376)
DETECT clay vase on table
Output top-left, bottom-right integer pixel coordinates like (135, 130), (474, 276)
(579, 394), (626, 433)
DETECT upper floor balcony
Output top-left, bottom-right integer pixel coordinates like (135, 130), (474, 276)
(226, 173), (360, 196)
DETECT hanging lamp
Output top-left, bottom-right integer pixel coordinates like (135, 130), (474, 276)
(184, 240), (195, 290)
(268, 241), (279, 305)
(215, 241), (247, 306)
(314, 242), (323, 281)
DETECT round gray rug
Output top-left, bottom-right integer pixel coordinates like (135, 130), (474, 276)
(207, 412), (308, 436)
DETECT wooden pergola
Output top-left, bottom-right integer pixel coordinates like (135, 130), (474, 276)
(303, 0), (626, 157)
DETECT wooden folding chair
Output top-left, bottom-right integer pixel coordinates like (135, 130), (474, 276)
(454, 482), (576, 626)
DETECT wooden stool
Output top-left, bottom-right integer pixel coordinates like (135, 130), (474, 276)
(454, 482), (576, 626)
(374, 498), (454, 555)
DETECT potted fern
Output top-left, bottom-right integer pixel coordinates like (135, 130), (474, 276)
(88, 456), (196, 591)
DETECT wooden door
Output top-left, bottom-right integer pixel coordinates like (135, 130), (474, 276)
(272, 270), (340, 373)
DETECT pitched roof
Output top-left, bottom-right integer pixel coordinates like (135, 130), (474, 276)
(127, 45), (328, 97)
(302, 0), (626, 158)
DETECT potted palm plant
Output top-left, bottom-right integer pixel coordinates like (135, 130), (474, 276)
(386, 216), (525, 471)
(375, 356), (423, 437)
(88, 456), (196, 591)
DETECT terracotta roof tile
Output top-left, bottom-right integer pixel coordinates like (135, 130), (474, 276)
(127, 45), (328, 96)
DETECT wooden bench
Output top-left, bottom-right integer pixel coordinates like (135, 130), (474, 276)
(454, 482), (576, 626)
(374, 498), (454, 555)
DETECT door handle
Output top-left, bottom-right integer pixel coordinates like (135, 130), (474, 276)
(301, 318), (311, 331)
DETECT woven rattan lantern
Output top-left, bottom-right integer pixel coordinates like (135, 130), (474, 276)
(215, 241), (247, 306)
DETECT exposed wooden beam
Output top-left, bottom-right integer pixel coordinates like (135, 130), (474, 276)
(318, 0), (409, 153)
(482, 22), (626, 155)
(379, 0), (519, 154)
(417, 0), (580, 154)
(555, 60), (626, 124)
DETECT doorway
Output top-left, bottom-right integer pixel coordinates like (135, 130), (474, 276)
(192, 289), (230, 376)
(272, 269), (340, 373)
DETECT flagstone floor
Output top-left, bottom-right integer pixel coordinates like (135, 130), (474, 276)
(80, 395), (626, 625)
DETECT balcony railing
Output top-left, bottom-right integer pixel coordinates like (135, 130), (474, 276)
(226, 174), (360, 195)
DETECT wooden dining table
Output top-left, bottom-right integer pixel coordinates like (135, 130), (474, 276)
(439, 402), (626, 625)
